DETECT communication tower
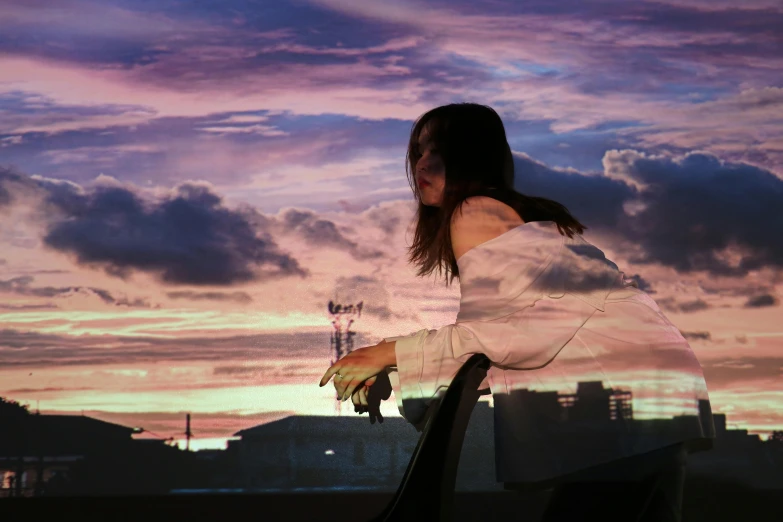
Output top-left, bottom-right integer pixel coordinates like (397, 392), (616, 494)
(328, 299), (363, 415)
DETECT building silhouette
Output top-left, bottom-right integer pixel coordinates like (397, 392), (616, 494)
(219, 380), (783, 492)
(4, 381), (781, 496)
(558, 381), (633, 422)
(0, 413), (199, 497)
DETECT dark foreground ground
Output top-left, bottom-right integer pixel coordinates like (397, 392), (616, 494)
(1, 478), (781, 522)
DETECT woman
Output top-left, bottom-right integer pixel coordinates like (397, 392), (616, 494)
(319, 103), (715, 521)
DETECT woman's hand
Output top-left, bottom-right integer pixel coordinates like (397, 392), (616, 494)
(354, 370), (393, 423)
(319, 341), (396, 402)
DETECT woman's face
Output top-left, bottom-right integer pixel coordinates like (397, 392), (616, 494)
(415, 125), (446, 207)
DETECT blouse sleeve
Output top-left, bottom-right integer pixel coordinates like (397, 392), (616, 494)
(382, 228), (622, 428)
(383, 290), (601, 428)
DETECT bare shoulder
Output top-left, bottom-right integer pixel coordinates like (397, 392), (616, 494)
(454, 196), (525, 227)
(451, 196), (525, 262)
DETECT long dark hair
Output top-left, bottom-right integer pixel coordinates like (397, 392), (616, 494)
(405, 103), (588, 286)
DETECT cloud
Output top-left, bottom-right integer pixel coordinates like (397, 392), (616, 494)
(654, 297), (712, 314)
(512, 152), (636, 230)
(598, 150), (783, 276)
(506, 148), (783, 287)
(0, 168), (311, 285)
(331, 274), (409, 321)
(0, 0), (779, 181)
(744, 294), (779, 308)
(4, 386), (94, 394)
(0, 0), (201, 67)
(212, 362), (312, 379)
(6, 140), (782, 294)
(277, 208), (384, 260)
(0, 166), (35, 207)
(623, 274), (656, 293)
(197, 124), (289, 136)
(703, 356), (783, 387)
(166, 290), (253, 304)
(0, 275), (150, 307)
(0, 303), (59, 311)
(0, 328), (359, 368)
(681, 331), (712, 341)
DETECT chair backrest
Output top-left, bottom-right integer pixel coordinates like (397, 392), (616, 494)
(369, 353), (491, 522)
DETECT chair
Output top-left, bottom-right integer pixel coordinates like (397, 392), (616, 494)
(368, 353), (491, 522)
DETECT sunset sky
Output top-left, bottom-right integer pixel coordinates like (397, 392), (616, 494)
(1, 0), (781, 451)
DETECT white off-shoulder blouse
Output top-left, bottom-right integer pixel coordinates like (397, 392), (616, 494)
(384, 220), (715, 485)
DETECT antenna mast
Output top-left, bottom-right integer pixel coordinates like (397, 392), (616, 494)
(185, 413), (193, 451)
(328, 298), (363, 415)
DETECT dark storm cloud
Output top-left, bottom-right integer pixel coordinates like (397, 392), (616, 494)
(513, 151), (783, 279)
(36, 180), (309, 285)
(0, 167), (311, 285)
(513, 153), (636, 231)
(604, 151), (783, 276)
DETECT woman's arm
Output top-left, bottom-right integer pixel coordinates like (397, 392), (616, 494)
(382, 196), (611, 427)
(375, 340), (398, 367)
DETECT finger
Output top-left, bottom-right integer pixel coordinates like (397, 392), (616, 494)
(358, 386), (370, 413)
(342, 377), (363, 401)
(341, 379), (354, 401)
(332, 377), (344, 399)
(319, 365), (342, 387)
(333, 377), (345, 400)
(340, 375), (355, 401)
(370, 400), (383, 424)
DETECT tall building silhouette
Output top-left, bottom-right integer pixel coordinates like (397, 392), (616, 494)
(558, 381), (633, 422)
